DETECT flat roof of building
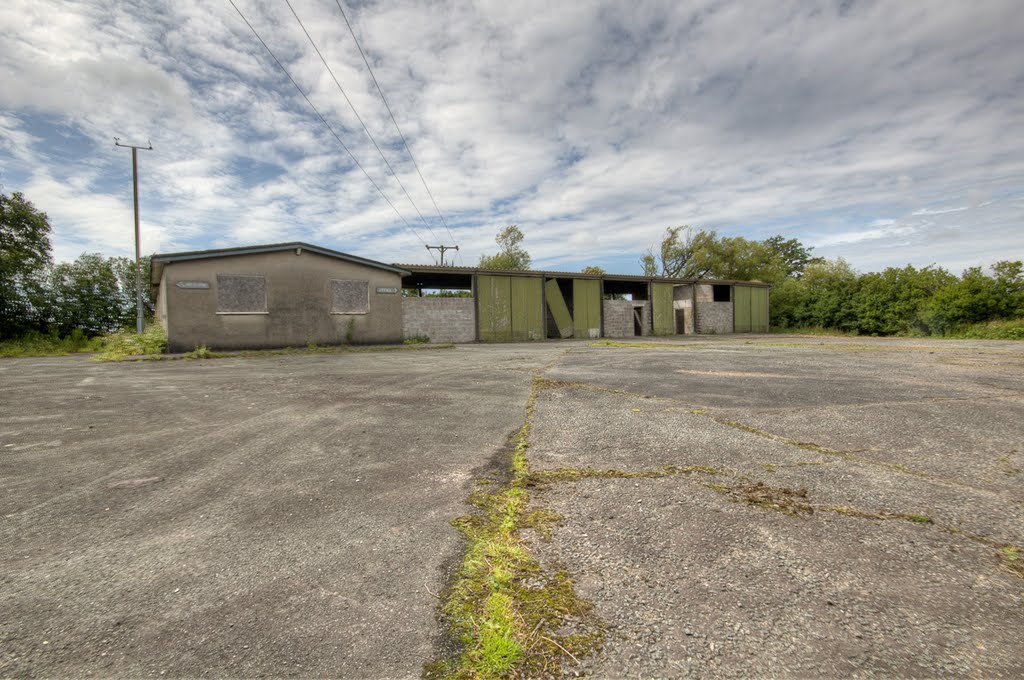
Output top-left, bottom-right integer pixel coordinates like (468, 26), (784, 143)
(395, 263), (771, 288)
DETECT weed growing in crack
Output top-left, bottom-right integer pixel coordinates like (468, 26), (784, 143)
(999, 545), (1024, 579)
(426, 376), (603, 679)
(530, 465), (718, 487)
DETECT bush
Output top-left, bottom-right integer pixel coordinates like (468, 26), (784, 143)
(96, 324), (167, 360)
(946, 318), (1024, 340)
(0, 329), (105, 357)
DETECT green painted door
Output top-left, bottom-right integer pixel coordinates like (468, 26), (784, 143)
(750, 287), (768, 332)
(652, 283), (675, 335)
(478, 275), (511, 342)
(734, 286), (751, 332)
(511, 277), (544, 341)
(572, 279), (601, 338)
(479, 275), (543, 342)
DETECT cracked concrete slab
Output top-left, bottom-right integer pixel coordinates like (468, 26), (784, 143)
(0, 346), (564, 678)
(528, 336), (1024, 677)
(535, 475), (1024, 678)
(2, 336), (1023, 678)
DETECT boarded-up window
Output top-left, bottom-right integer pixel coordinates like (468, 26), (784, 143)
(217, 275), (267, 313)
(331, 279), (369, 314)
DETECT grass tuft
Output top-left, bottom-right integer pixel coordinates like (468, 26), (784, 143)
(0, 329), (106, 358)
(428, 376), (603, 678)
(999, 545), (1024, 579)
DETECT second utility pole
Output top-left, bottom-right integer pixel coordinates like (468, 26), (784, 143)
(426, 244), (459, 266)
(114, 138), (152, 334)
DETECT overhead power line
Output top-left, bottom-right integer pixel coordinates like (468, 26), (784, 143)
(227, 0), (429, 249)
(333, 0), (462, 264)
(283, 0), (441, 245)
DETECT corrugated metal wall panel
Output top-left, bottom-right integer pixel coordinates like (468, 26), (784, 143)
(751, 286), (768, 332)
(652, 283), (675, 335)
(511, 277), (544, 340)
(479, 274), (543, 342)
(478, 275), (511, 341)
(734, 285), (752, 332)
(572, 279), (601, 338)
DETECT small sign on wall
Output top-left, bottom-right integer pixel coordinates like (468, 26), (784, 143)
(376, 287), (399, 294)
(176, 281), (210, 289)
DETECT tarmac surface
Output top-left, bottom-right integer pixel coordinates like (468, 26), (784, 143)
(2, 336), (1023, 678)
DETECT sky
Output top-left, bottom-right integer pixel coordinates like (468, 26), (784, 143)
(1, 0), (1022, 275)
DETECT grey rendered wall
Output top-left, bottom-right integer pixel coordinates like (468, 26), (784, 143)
(401, 298), (475, 343)
(695, 284), (734, 334)
(603, 299), (634, 338)
(161, 250), (403, 352)
(156, 271), (168, 329)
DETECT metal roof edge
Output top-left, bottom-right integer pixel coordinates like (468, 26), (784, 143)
(151, 242), (411, 282)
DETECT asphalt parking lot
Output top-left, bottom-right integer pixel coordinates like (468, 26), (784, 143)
(2, 336), (1023, 677)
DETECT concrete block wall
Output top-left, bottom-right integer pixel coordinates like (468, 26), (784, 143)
(401, 298), (476, 343)
(694, 284), (733, 334)
(603, 299), (634, 338)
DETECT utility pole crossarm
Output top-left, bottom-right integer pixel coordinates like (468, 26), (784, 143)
(426, 244), (459, 267)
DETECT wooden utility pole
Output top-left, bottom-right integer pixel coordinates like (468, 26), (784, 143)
(114, 138), (152, 334)
(426, 244), (459, 266)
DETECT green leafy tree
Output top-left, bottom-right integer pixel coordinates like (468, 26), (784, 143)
(1, 191), (53, 337)
(922, 260), (1023, 335)
(991, 260), (1024, 319)
(479, 225), (531, 270)
(691, 235), (783, 282)
(581, 265), (605, 275)
(761, 235), (824, 280)
(110, 255), (155, 322)
(47, 254), (129, 336)
(641, 226), (717, 278)
(770, 258), (860, 330)
(852, 265), (954, 336)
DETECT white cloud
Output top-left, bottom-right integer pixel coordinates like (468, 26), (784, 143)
(0, 0), (1021, 273)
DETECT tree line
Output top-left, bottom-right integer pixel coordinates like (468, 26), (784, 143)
(1, 191), (153, 339)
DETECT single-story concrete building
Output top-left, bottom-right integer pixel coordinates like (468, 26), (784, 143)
(151, 243), (409, 352)
(152, 242), (770, 350)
